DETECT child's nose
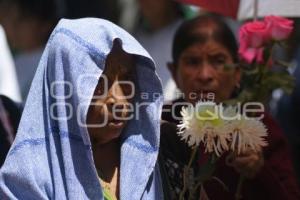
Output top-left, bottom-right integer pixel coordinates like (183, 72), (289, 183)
(106, 97), (130, 117)
(114, 103), (131, 118)
(106, 96), (116, 108)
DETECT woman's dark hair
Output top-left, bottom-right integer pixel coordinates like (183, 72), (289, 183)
(172, 14), (238, 65)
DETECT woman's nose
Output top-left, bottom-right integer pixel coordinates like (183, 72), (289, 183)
(197, 62), (214, 83)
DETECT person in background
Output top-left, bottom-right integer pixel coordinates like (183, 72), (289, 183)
(0, 25), (21, 102)
(0, 0), (59, 102)
(159, 14), (300, 200)
(64, 0), (120, 23)
(134, 0), (197, 101)
(0, 95), (22, 167)
(275, 18), (300, 186)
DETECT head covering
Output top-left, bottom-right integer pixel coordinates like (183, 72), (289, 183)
(0, 18), (164, 200)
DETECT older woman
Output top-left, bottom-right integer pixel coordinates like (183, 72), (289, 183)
(159, 14), (300, 200)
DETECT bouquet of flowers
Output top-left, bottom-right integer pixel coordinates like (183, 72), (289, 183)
(178, 101), (268, 200)
(177, 15), (295, 200)
(231, 15), (295, 105)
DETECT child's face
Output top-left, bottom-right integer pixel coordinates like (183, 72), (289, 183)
(86, 46), (134, 145)
(170, 40), (240, 104)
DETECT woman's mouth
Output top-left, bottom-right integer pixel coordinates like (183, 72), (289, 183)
(194, 90), (215, 100)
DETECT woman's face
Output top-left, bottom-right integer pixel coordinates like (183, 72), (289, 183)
(86, 47), (134, 145)
(170, 40), (240, 104)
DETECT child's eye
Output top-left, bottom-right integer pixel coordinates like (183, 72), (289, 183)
(121, 85), (133, 97)
(94, 76), (108, 95)
(95, 84), (105, 96)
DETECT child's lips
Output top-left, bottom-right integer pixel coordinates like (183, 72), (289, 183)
(108, 119), (125, 129)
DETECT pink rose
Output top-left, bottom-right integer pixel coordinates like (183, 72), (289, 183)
(238, 16), (294, 64)
(264, 15), (294, 40)
(239, 47), (264, 64)
(239, 21), (269, 48)
(238, 21), (270, 63)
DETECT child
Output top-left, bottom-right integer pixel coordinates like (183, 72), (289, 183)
(0, 18), (164, 200)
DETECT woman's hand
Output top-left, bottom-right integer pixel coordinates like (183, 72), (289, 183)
(226, 150), (264, 179)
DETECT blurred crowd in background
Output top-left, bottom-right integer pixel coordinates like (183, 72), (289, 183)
(0, 0), (299, 186)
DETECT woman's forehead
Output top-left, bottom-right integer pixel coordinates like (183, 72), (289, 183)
(181, 40), (231, 56)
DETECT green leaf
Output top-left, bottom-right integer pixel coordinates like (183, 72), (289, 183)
(261, 71), (295, 94)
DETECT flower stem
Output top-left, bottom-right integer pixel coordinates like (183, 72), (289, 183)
(189, 153), (218, 199)
(179, 147), (198, 200)
(253, 0), (258, 21)
(235, 175), (245, 200)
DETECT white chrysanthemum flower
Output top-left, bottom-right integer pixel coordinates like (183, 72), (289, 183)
(177, 102), (268, 156)
(178, 105), (193, 134)
(177, 101), (230, 156)
(228, 115), (268, 154)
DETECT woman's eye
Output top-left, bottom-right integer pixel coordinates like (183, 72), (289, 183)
(215, 58), (225, 64)
(211, 56), (227, 67)
(184, 57), (200, 66)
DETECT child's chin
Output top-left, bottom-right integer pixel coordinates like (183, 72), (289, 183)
(97, 131), (122, 144)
